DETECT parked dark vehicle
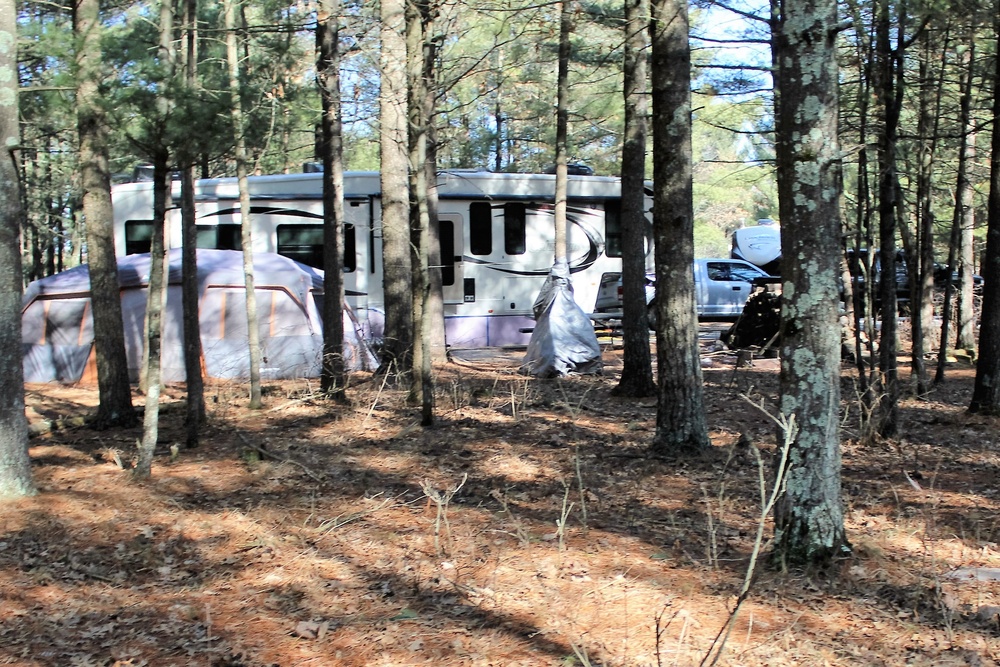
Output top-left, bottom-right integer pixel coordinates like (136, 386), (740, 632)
(845, 249), (982, 308)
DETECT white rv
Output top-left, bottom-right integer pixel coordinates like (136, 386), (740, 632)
(730, 219), (781, 275)
(111, 170), (653, 348)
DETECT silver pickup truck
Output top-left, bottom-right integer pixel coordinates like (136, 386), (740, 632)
(593, 258), (774, 321)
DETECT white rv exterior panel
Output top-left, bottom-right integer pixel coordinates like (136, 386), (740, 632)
(111, 170), (653, 348)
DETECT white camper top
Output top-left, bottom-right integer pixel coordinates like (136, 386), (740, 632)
(731, 220), (781, 268)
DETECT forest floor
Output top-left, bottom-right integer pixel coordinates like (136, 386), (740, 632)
(4, 329), (1000, 666)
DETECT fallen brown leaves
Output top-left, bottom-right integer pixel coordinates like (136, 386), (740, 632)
(2, 347), (999, 666)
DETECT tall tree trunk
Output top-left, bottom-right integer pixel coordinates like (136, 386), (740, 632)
(425, 64), (446, 364)
(969, 21), (1000, 415)
(180, 0), (205, 447)
(135, 156), (169, 478)
(75, 0), (137, 429)
(407, 0), (434, 424)
(379, 0), (413, 378)
(874, 0), (902, 437)
(844, 7), (876, 398)
(649, 0), (709, 454)
(553, 1), (571, 265)
(225, 0), (263, 408)
(612, 0), (656, 398)
(955, 28), (979, 353)
(937, 33), (976, 383)
(318, 0), (347, 401)
(956, 128), (978, 352)
(135, 0), (177, 477)
(909, 29), (944, 395)
(424, 129), (446, 363)
(771, 0), (846, 566)
(0, 0), (36, 498)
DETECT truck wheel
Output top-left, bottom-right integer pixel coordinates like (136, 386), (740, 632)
(646, 299), (657, 330)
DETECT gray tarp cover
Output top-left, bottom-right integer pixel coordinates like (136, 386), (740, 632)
(22, 249), (376, 383)
(521, 260), (603, 377)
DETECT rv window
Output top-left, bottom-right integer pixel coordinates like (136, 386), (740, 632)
(604, 200), (622, 257)
(440, 219), (455, 286)
(344, 223), (356, 272)
(276, 224), (356, 272)
(469, 202), (492, 255)
(277, 225), (324, 268)
(124, 220), (153, 255)
(504, 203), (526, 256)
(196, 224), (242, 251)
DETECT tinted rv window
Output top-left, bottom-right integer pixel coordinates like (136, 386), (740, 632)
(277, 225), (324, 269)
(440, 219), (455, 286)
(604, 200), (622, 257)
(276, 224), (356, 272)
(196, 224), (242, 250)
(469, 202), (492, 255)
(504, 203), (526, 255)
(124, 220), (153, 255)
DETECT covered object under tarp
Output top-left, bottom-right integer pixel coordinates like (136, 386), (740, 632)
(22, 249), (375, 384)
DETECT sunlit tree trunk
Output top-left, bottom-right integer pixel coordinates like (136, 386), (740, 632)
(75, 0), (137, 429)
(553, 0), (571, 265)
(955, 27), (979, 354)
(318, 0), (347, 401)
(380, 0), (413, 378)
(136, 0), (178, 478)
(180, 0), (205, 448)
(225, 0), (263, 408)
(0, 0), (36, 498)
(937, 33), (976, 383)
(649, 0), (709, 453)
(771, 0), (847, 566)
(407, 0), (436, 424)
(135, 156), (169, 479)
(908, 29), (945, 395)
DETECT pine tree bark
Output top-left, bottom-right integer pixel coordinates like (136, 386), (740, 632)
(318, 0), (347, 401)
(407, 0), (435, 424)
(770, 0), (847, 566)
(649, 0), (709, 453)
(135, 0), (177, 477)
(873, 0), (902, 437)
(180, 0), (205, 447)
(909, 29), (944, 395)
(955, 27), (979, 353)
(612, 0), (656, 398)
(553, 1), (571, 265)
(76, 0), (137, 429)
(225, 0), (263, 408)
(969, 22), (1000, 415)
(0, 0), (36, 498)
(135, 156), (169, 479)
(379, 0), (413, 377)
(937, 34), (976, 383)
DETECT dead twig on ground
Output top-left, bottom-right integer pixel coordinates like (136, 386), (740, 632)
(236, 432), (323, 482)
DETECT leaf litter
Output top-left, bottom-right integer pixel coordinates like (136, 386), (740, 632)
(3, 344), (1000, 666)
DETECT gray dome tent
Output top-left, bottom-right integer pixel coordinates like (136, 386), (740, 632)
(22, 249), (375, 384)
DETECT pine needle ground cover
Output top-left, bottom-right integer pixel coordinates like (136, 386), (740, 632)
(3, 345), (999, 666)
